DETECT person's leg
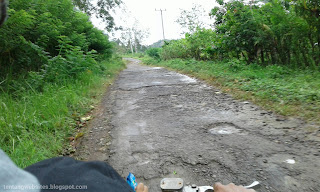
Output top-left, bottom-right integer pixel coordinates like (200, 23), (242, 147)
(25, 157), (134, 192)
(0, 150), (40, 192)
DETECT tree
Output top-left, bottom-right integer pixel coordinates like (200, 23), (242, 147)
(72, 0), (122, 31)
(292, 0), (320, 65)
(160, 0), (319, 68)
(118, 20), (149, 54)
(176, 4), (211, 34)
(132, 24), (149, 53)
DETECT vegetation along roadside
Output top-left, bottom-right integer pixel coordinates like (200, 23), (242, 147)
(142, 56), (320, 124)
(0, 0), (125, 167)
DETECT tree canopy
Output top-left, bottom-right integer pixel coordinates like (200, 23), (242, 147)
(159, 0), (320, 69)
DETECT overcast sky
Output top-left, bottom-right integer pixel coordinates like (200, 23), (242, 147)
(92, 0), (218, 45)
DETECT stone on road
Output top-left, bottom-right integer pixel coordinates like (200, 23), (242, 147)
(77, 58), (320, 192)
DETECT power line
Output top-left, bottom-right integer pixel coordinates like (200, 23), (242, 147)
(155, 9), (166, 40)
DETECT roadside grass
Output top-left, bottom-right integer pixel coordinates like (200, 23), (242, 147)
(142, 57), (320, 123)
(0, 57), (125, 168)
(122, 53), (145, 59)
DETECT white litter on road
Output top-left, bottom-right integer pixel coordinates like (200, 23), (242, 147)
(285, 159), (295, 164)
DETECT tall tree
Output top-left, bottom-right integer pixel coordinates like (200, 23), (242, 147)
(292, 0), (320, 65)
(118, 19), (149, 54)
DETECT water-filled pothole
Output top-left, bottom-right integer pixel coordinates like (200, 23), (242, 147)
(209, 123), (245, 135)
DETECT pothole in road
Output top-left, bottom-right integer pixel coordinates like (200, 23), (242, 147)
(208, 123), (245, 135)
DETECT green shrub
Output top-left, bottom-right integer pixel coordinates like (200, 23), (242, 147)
(227, 59), (246, 72)
(146, 48), (161, 59)
(0, 0), (121, 167)
(0, 0), (112, 79)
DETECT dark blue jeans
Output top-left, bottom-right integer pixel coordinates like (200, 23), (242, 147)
(25, 157), (133, 192)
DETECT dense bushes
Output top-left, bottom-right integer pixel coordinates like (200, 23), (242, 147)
(211, 0), (320, 68)
(161, 28), (217, 60)
(0, 0), (122, 166)
(0, 0), (112, 79)
(146, 47), (161, 59)
(153, 0), (320, 69)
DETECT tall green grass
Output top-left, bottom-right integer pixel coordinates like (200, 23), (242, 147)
(142, 57), (320, 123)
(0, 58), (125, 167)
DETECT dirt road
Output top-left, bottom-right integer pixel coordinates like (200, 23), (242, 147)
(77, 58), (320, 192)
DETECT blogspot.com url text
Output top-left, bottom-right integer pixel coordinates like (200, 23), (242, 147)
(3, 184), (88, 191)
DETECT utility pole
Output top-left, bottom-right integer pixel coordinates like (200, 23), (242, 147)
(155, 9), (166, 40)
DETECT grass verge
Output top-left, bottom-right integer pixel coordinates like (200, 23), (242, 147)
(0, 57), (125, 168)
(142, 57), (320, 123)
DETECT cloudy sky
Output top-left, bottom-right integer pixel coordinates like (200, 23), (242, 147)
(92, 0), (218, 45)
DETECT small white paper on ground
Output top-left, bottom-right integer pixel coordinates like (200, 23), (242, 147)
(285, 159), (295, 164)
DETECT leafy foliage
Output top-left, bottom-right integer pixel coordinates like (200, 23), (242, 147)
(72, 0), (122, 31)
(159, 0), (320, 69)
(0, 0), (123, 167)
(161, 28), (218, 60)
(0, 0), (112, 82)
(175, 4), (211, 34)
(146, 48), (161, 59)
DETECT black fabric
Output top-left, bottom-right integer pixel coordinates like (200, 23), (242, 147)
(25, 157), (134, 192)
